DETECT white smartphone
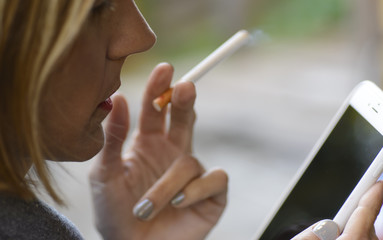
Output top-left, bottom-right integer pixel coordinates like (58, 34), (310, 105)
(253, 81), (383, 240)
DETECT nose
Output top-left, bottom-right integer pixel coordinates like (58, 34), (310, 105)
(107, 1), (157, 60)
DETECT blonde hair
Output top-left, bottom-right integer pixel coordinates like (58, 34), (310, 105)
(0, 0), (93, 203)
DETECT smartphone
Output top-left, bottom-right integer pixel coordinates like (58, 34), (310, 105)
(253, 81), (383, 240)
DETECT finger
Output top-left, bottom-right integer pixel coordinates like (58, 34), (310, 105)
(92, 94), (130, 177)
(341, 181), (383, 238)
(139, 63), (173, 134)
(168, 81), (196, 151)
(292, 220), (339, 240)
(171, 168), (228, 208)
(132, 155), (204, 221)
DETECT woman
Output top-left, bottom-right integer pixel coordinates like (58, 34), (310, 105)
(0, 0), (227, 239)
(0, 0), (381, 239)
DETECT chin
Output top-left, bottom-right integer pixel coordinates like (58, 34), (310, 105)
(74, 143), (104, 162)
(72, 136), (105, 162)
(49, 131), (105, 162)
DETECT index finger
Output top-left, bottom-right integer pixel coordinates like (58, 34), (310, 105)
(139, 63), (174, 134)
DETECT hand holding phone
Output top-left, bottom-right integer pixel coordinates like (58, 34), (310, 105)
(292, 181), (383, 240)
(254, 81), (383, 240)
(333, 147), (383, 232)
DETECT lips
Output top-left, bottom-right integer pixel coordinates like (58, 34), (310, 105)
(98, 80), (120, 113)
(97, 97), (113, 112)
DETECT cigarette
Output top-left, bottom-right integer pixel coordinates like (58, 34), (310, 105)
(152, 29), (253, 112)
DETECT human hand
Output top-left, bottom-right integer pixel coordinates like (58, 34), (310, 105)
(89, 63), (228, 240)
(292, 181), (383, 240)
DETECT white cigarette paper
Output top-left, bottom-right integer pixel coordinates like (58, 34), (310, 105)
(152, 29), (253, 111)
(180, 29), (252, 83)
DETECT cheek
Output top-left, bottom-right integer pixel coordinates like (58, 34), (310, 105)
(40, 31), (110, 161)
(41, 70), (109, 159)
(40, 68), (107, 161)
(40, 98), (106, 161)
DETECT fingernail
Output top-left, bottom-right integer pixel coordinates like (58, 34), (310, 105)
(133, 199), (153, 220)
(171, 192), (185, 206)
(312, 219), (339, 240)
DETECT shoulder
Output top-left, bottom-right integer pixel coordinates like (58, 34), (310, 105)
(0, 194), (84, 240)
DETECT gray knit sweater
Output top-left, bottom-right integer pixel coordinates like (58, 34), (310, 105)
(0, 193), (84, 240)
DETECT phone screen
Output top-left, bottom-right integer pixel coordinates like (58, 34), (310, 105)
(259, 106), (383, 240)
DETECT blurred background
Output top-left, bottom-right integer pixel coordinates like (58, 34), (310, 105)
(46, 0), (383, 239)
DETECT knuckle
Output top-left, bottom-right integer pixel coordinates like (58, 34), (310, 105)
(170, 108), (195, 130)
(354, 205), (377, 217)
(174, 82), (196, 108)
(180, 155), (203, 175)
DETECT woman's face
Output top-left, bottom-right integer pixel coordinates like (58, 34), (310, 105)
(40, 0), (156, 161)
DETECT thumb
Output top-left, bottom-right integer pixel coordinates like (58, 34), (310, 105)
(292, 220), (339, 240)
(97, 94), (130, 172)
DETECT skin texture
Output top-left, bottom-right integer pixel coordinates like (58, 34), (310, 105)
(89, 64), (228, 240)
(40, 0), (156, 161)
(39, 0), (228, 239)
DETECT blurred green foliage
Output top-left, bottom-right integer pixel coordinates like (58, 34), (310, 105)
(253, 0), (348, 38)
(135, 0), (349, 59)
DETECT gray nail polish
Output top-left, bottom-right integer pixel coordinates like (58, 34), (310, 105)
(171, 192), (185, 206)
(133, 199), (153, 220)
(312, 219), (339, 240)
